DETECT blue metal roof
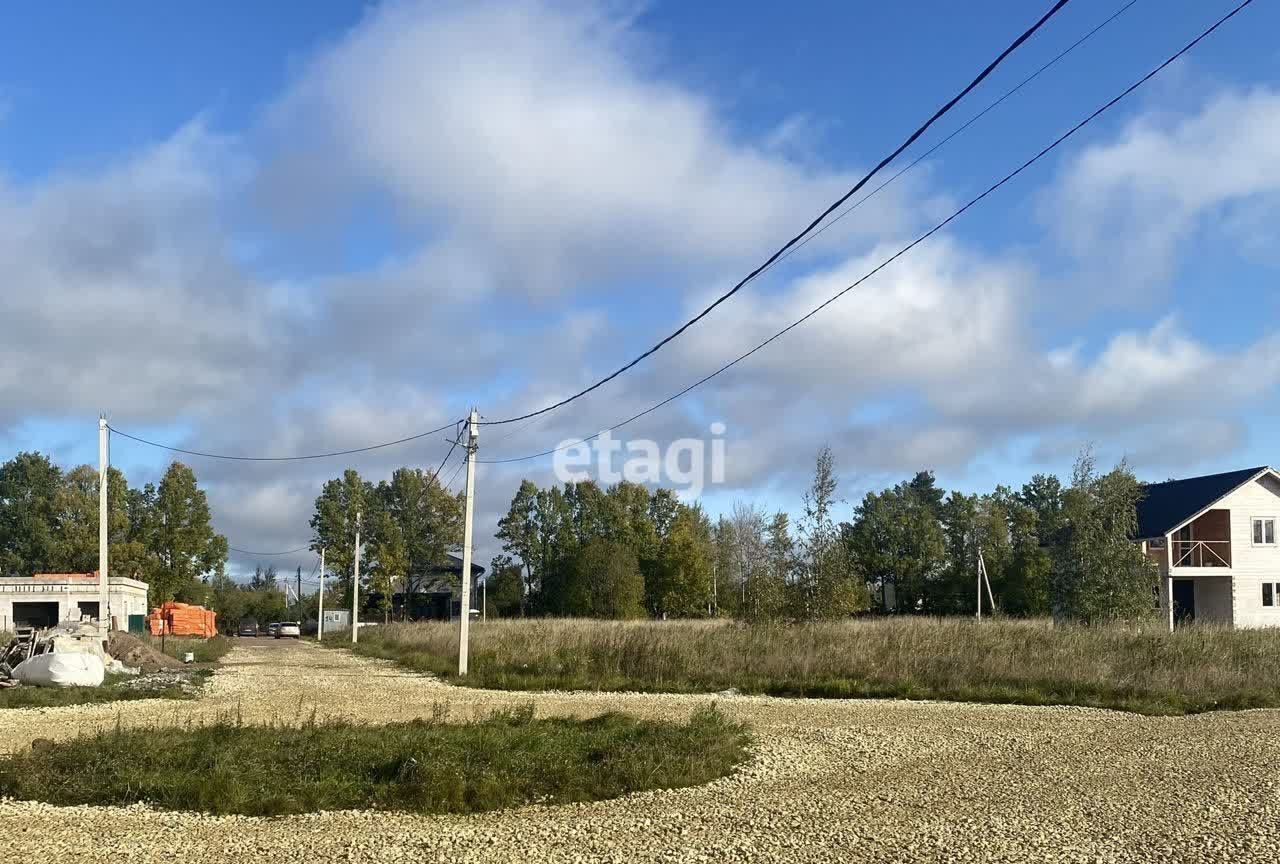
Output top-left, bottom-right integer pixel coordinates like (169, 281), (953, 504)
(1136, 467), (1268, 539)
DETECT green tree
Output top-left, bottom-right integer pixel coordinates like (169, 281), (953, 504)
(796, 447), (868, 620)
(649, 505), (713, 617)
(846, 479), (944, 614)
(1051, 451), (1157, 624)
(148, 462), (228, 605)
(752, 512), (792, 622)
(0, 451), (62, 576)
(1003, 499), (1053, 616)
(379, 467), (463, 617)
(566, 538), (645, 619)
(485, 554), (526, 618)
(496, 480), (539, 613)
(368, 510), (408, 623)
(310, 469), (374, 605)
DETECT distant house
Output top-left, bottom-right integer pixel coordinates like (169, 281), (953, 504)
(1136, 467), (1280, 629)
(365, 554), (485, 622)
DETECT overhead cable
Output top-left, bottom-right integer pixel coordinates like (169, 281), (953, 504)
(477, 0), (1074, 427)
(107, 420), (463, 462)
(477, 0), (1254, 464)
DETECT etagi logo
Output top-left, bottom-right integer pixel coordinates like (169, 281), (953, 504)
(553, 422), (727, 498)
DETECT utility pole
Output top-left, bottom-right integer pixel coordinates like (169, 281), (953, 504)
(317, 548), (325, 641)
(296, 567), (302, 622)
(458, 409), (479, 676)
(352, 511), (361, 644)
(976, 547), (995, 620)
(98, 415), (110, 636)
(976, 548), (982, 621)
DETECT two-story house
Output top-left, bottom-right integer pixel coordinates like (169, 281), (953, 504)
(1136, 466), (1280, 629)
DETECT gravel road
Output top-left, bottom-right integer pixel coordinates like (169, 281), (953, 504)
(2, 639), (1278, 863)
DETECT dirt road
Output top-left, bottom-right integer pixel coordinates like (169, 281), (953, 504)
(2, 639), (1278, 862)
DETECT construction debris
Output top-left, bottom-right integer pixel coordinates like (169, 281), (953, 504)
(1, 623), (109, 688)
(106, 631), (184, 674)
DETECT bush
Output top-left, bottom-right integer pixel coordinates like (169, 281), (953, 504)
(0, 705), (748, 815)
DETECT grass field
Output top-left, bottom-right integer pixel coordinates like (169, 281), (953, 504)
(0, 705), (747, 816)
(334, 617), (1280, 716)
(0, 670), (210, 709)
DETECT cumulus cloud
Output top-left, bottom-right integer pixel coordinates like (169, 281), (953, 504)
(260, 0), (917, 296)
(0, 122), (300, 430)
(1047, 86), (1280, 298)
(6, 2), (1277, 574)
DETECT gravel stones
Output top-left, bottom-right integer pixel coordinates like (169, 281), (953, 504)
(2, 639), (1278, 863)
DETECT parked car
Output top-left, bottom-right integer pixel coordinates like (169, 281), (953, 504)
(266, 622), (281, 637)
(276, 622), (301, 639)
(237, 619), (259, 637)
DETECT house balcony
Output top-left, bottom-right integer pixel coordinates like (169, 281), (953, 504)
(1169, 508), (1232, 571)
(1171, 539), (1231, 568)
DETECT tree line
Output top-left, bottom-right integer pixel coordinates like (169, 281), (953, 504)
(0, 452), (228, 606)
(490, 448), (1157, 624)
(308, 467), (464, 619)
(2, 446), (1156, 628)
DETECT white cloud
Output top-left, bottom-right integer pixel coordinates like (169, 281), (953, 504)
(0, 122), (290, 429)
(261, 0), (917, 296)
(1048, 86), (1280, 297)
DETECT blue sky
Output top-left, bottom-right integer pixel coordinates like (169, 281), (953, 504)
(2, 0), (1278, 575)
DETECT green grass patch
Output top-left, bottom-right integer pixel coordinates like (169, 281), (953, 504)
(0, 670), (211, 710)
(329, 618), (1280, 716)
(0, 705), (748, 815)
(147, 634), (232, 664)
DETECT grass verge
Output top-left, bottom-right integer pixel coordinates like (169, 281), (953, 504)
(0, 670), (211, 710)
(147, 633), (232, 664)
(0, 705), (748, 815)
(331, 617), (1280, 716)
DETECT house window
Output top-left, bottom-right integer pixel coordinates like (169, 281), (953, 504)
(1252, 518), (1276, 546)
(1265, 584), (1275, 607)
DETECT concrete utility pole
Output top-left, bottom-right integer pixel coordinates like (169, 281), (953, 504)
(352, 511), (362, 644)
(458, 409), (479, 676)
(317, 548), (325, 641)
(98, 415), (110, 635)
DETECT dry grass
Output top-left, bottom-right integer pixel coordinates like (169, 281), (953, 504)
(337, 617), (1280, 715)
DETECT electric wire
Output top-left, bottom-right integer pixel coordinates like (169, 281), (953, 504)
(477, 0), (1254, 464)
(476, 0), (1074, 427)
(478, 0), (1138, 453)
(228, 544), (313, 557)
(107, 419), (463, 462)
(443, 456), (466, 492)
(725, 0), (1142, 291)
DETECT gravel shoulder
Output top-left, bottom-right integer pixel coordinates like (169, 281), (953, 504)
(2, 638), (1278, 863)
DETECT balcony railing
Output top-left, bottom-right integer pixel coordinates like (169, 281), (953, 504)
(1172, 539), (1231, 568)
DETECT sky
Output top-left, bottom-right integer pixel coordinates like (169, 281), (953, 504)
(2, 0), (1278, 578)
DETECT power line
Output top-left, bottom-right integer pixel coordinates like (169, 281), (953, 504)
(228, 544), (313, 557)
(477, 0), (1137, 455)
(443, 456), (466, 491)
(107, 419), (463, 462)
(729, 0), (1143, 289)
(477, 0), (1254, 465)
(476, 0), (1074, 428)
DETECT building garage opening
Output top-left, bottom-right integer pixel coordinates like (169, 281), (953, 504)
(77, 601), (100, 621)
(12, 601), (60, 629)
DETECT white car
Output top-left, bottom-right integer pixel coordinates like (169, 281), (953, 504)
(275, 622), (301, 639)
